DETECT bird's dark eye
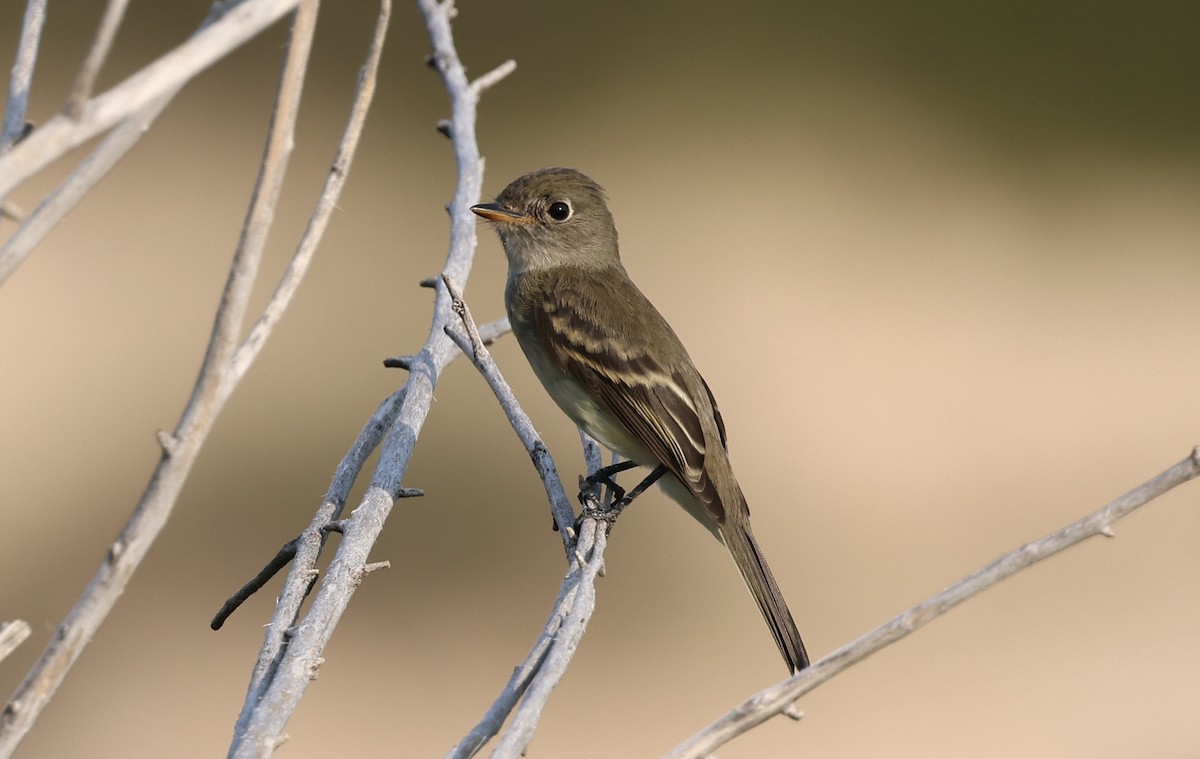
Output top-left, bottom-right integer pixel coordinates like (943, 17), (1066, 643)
(547, 201), (572, 221)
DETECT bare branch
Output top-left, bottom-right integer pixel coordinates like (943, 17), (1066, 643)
(232, 0), (389, 377)
(210, 538), (304, 632)
(224, 0), (523, 752)
(234, 386), (403, 734)
(0, 4), (322, 754)
(665, 447), (1200, 759)
(441, 275), (575, 544)
(445, 489), (611, 759)
(200, 0), (317, 399)
(0, 105), (164, 287)
(0, 0), (46, 156)
(0, 1), (295, 287)
(438, 278), (632, 758)
(487, 517), (607, 759)
(469, 59), (517, 97)
(65, 0), (133, 117)
(0, 0), (303, 200)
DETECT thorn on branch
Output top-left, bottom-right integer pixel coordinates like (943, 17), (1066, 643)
(442, 274), (487, 360)
(469, 59), (517, 96)
(321, 520), (348, 535)
(783, 703), (805, 721)
(156, 429), (180, 456)
(419, 276), (439, 288)
(211, 536), (304, 630)
(1099, 526), (1116, 538)
(353, 561), (390, 585)
(395, 486), (425, 498)
(383, 355), (416, 369)
(436, 119), (452, 138)
(530, 440), (550, 468)
(304, 656), (325, 680)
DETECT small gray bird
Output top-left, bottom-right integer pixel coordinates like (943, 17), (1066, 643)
(472, 167), (809, 673)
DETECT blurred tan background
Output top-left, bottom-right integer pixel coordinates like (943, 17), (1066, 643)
(2, 2), (1198, 757)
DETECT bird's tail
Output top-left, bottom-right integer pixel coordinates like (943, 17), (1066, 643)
(723, 522), (809, 673)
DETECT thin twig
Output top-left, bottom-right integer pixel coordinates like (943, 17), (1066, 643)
(0, 101), (168, 286)
(231, 0), (385, 377)
(65, 0), (133, 118)
(0, 0), (46, 157)
(227, 2), (517, 751)
(665, 447), (1200, 759)
(445, 493), (610, 759)
(0, 0), (304, 200)
(234, 387), (403, 740)
(212, 488), (422, 631)
(0, 1), (287, 287)
(488, 517), (608, 759)
(224, 0), (514, 752)
(469, 59), (517, 97)
(440, 280), (630, 758)
(221, 3), (393, 745)
(0, 5), (320, 755)
(197, 0), (317, 397)
(441, 275), (576, 544)
(210, 538), (303, 632)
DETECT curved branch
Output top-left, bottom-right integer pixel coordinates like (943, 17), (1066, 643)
(665, 447), (1200, 758)
(440, 279), (625, 758)
(224, 0), (519, 754)
(0, 0), (303, 200)
(0, 3), (329, 755)
(0, 0), (301, 289)
(441, 275), (575, 544)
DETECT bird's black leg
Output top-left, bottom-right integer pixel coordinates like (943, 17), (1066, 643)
(612, 464), (667, 510)
(577, 463), (669, 537)
(564, 459), (642, 534)
(582, 459), (640, 504)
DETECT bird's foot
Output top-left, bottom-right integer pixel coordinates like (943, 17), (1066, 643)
(573, 464), (669, 537)
(576, 475), (624, 537)
(579, 459), (639, 506)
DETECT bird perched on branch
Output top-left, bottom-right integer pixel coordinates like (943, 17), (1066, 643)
(472, 167), (809, 673)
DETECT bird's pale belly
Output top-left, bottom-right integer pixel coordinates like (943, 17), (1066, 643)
(511, 326), (651, 465)
(536, 357), (657, 466)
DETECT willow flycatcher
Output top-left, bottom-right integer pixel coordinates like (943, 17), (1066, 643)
(471, 167), (809, 673)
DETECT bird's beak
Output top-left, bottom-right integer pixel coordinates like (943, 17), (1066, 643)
(470, 203), (533, 224)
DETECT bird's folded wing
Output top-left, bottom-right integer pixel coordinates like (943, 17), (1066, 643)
(533, 287), (726, 524)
